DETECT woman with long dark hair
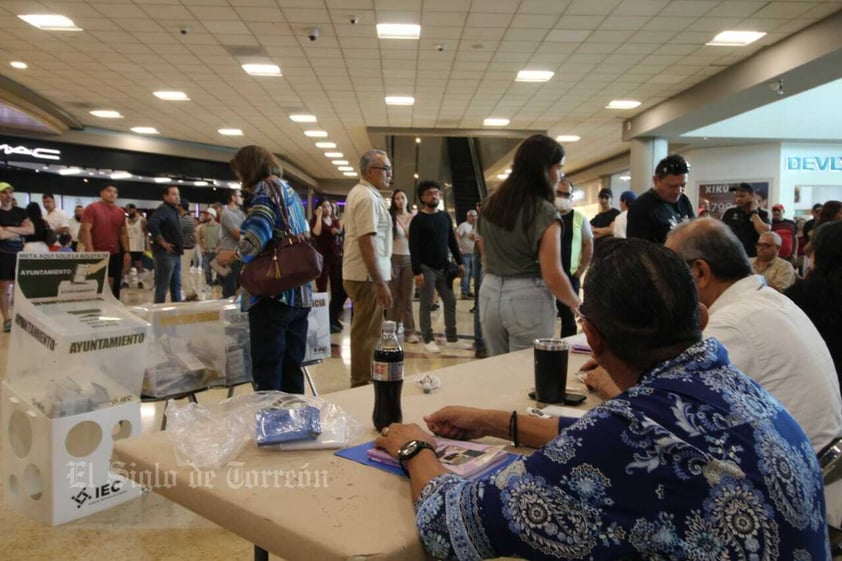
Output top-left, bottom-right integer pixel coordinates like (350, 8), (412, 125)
(311, 197), (345, 333)
(785, 220), (842, 393)
(387, 189), (419, 343)
(479, 134), (579, 356)
(216, 145), (312, 393)
(23, 202), (52, 253)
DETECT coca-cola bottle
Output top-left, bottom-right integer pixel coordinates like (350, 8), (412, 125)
(372, 320), (404, 431)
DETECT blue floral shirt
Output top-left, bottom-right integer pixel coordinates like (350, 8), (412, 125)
(238, 177), (312, 309)
(415, 338), (829, 560)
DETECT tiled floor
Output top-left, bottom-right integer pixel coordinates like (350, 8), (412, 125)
(1, 294), (496, 560)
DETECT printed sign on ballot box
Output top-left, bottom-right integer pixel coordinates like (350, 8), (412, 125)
(304, 292), (330, 363)
(15, 252), (108, 300)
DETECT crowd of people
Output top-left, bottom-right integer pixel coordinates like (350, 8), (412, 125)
(2, 136), (842, 557)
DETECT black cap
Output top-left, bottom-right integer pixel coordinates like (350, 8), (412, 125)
(729, 182), (754, 194)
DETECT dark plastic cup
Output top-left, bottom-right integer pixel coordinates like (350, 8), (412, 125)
(533, 338), (569, 403)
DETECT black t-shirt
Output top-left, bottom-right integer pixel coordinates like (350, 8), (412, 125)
(560, 211), (574, 275)
(590, 208), (620, 253)
(626, 189), (695, 244)
(0, 206), (28, 254)
(721, 206), (770, 258)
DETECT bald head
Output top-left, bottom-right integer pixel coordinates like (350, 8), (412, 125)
(665, 218), (752, 283)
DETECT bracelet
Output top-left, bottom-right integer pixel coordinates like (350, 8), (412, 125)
(508, 410), (519, 447)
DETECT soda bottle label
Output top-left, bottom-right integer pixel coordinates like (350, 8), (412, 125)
(371, 360), (404, 382)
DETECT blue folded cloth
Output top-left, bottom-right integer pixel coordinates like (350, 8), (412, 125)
(256, 405), (321, 446)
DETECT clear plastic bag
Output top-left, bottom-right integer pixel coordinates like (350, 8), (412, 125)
(166, 392), (361, 469)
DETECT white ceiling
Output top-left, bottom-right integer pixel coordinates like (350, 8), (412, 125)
(0, 0), (840, 187)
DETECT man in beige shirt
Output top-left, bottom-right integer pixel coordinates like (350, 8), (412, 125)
(342, 149), (394, 387)
(751, 231), (796, 291)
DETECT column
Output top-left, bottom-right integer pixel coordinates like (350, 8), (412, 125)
(630, 138), (667, 194)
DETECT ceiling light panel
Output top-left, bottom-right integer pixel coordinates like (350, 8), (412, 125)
(324, 152), (343, 158)
(242, 63), (281, 76)
(376, 24), (421, 39)
(154, 91), (189, 101)
(385, 96), (415, 106)
(556, 135), (581, 142)
(483, 118), (510, 126)
(131, 127), (159, 134)
(18, 14), (82, 31)
(304, 130), (328, 137)
(706, 31), (766, 46)
(315, 142), (336, 149)
(331, 160), (349, 165)
(218, 128), (243, 136)
(606, 100), (641, 109)
(10, 61), (27, 69)
(516, 70), (554, 82)
(290, 114), (317, 122)
(90, 110), (123, 118)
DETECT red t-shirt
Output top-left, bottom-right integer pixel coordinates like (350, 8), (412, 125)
(772, 219), (796, 259)
(82, 201), (125, 254)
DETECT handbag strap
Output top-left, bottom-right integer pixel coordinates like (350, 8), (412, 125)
(264, 177), (295, 238)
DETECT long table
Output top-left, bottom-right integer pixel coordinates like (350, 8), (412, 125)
(114, 345), (594, 561)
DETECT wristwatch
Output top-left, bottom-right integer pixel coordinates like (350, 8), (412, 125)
(397, 440), (436, 473)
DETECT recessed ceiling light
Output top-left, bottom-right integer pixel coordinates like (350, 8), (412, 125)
(707, 30), (766, 46)
(315, 142), (336, 149)
(58, 167), (82, 176)
(619, 175), (631, 181)
(606, 100), (641, 109)
(304, 130), (328, 137)
(516, 70), (554, 82)
(385, 96), (415, 106)
(153, 177), (172, 183)
(331, 160), (349, 166)
(343, 171), (359, 177)
(337, 166), (354, 171)
(111, 171), (132, 180)
(131, 126), (159, 135)
(18, 14), (82, 31)
(289, 114), (317, 123)
(10, 61), (27, 69)
(194, 181), (208, 186)
(218, 128), (243, 136)
(496, 173), (509, 180)
(376, 23), (421, 39)
(154, 91), (189, 101)
(241, 63), (282, 76)
(483, 118), (510, 127)
(415, 137), (421, 143)
(324, 152), (344, 158)
(90, 110), (123, 119)
(556, 135), (581, 142)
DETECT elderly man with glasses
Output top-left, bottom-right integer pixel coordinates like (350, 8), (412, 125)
(342, 149), (394, 388)
(627, 154), (695, 244)
(751, 230), (797, 291)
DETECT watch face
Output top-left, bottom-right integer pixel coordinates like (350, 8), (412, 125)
(399, 440), (419, 458)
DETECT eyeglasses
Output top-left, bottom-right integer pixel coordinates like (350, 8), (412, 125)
(369, 165), (392, 172)
(556, 191), (572, 199)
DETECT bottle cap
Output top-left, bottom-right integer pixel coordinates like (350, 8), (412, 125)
(382, 320), (396, 333)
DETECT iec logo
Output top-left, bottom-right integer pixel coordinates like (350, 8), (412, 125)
(786, 156), (842, 172)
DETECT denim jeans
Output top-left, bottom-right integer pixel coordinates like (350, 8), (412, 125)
(153, 252), (182, 303)
(202, 251), (217, 285)
(222, 259), (241, 298)
(479, 274), (555, 357)
(419, 264), (457, 343)
(248, 299), (309, 393)
(473, 260), (484, 351)
(460, 254), (474, 295)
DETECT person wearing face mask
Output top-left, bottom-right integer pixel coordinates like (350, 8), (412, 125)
(554, 178), (593, 337)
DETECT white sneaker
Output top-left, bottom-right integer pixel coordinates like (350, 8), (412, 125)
(424, 341), (441, 354)
(405, 333), (420, 344)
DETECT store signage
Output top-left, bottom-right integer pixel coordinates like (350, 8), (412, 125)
(786, 156), (842, 172)
(0, 143), (61, 161)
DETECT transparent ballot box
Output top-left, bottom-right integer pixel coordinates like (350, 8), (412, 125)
(130, 300), (228, 397)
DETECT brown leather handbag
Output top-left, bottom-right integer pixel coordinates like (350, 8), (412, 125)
(240, 180), (323, 298)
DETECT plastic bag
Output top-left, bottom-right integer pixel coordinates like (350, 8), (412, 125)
(166, 391), (361, 469)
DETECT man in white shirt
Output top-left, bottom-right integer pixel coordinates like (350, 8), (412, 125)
(612, 190), (637, 239)
(42, 193), (70, 235)
(68, 205), (84, 250)
(664, 218), (842, 453)
(343, 149), (394, 388)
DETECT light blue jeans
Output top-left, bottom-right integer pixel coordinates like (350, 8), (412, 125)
(460, 254), (474, 295)
(479, 274), (555, 357)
